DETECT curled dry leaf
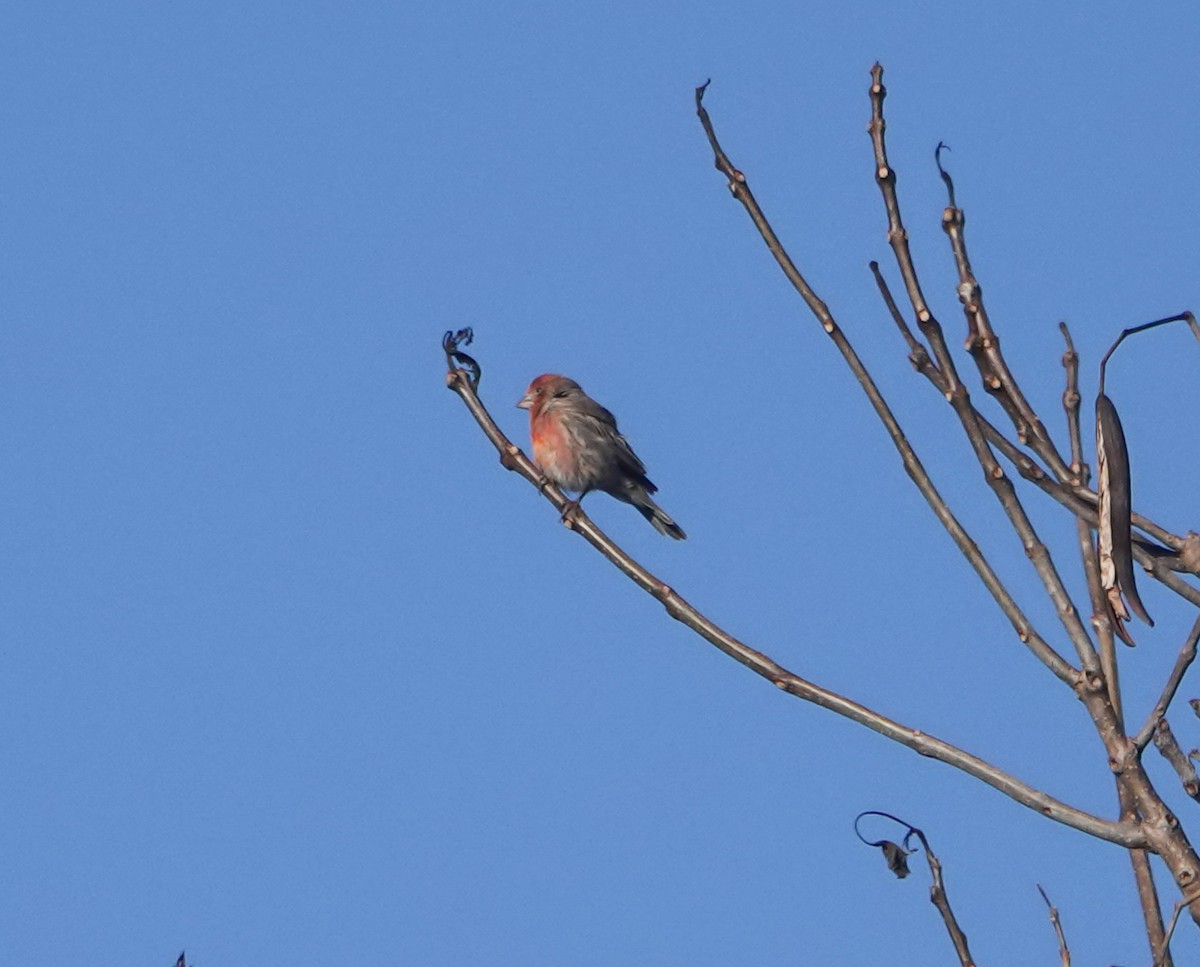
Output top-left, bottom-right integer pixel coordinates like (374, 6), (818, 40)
(881, 840), (911, 879)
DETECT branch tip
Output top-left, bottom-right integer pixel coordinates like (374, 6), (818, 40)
(442, 327), (481, 389)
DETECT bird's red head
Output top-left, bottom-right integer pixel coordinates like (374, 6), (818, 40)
(517, 373), (578, 413)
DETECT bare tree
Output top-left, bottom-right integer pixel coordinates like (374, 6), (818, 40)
(444, 64), (1200, 963)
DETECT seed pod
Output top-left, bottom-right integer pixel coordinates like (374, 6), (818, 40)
(1096, 391), (1153, 641)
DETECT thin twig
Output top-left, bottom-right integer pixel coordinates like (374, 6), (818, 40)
(1156, 900), (1187, 967)
(1126, 796), (1173, 966)
(1152, 720), (1200, 802)
(1057, 325), (1085, 488)
(1134, 615), (1200, 751)
(1036, 884), (1070, 967)
(444, 339), (1147, 847)
(1099, 312), (1200, 396)
(1129, 829), (1174, 967)
(934, 144), (1072, 481)
(907, 823), (975, 967)
(869, 260), (941, 383)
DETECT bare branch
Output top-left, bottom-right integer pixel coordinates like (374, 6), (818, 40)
(1036, 884), (1071, 967)
(1129, 837), (1174, 967)
(442, 327), (481, 389)
(872, 160), (1199, 619)
(1135, 616), (1200, 751)
(1123, 825), (1171, 967)
(934, 144), (1072, 482)
(915, 836), (974, 967)
(1157, 900), (1187, 967)
(870, 260), (940, 382)
(885, 308), (1192, 564)
(1153, 720), (1200, 802)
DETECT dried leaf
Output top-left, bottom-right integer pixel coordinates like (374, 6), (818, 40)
(880, 840), (910, 878)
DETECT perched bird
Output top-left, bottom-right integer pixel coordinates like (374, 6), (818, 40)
(517, 373), (686, 539)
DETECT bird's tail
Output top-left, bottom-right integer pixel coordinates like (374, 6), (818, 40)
(631, 491), (686, 540)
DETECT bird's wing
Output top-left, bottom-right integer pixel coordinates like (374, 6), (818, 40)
(568, 396), (652, 485)
(610, 430), (650, 484)
(571, 393), (620, 431)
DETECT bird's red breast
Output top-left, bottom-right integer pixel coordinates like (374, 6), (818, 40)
(530, 405), (580, 485)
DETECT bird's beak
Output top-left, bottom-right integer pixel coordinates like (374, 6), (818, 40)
(516, 391), (534, 410)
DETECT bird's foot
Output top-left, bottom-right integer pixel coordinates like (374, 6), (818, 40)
(560, 499), (583, 529)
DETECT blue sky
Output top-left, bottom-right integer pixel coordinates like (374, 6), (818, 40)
(4, 1), (1200, 964)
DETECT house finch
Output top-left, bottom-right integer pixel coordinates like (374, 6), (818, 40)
(517, 373), (686, 540)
